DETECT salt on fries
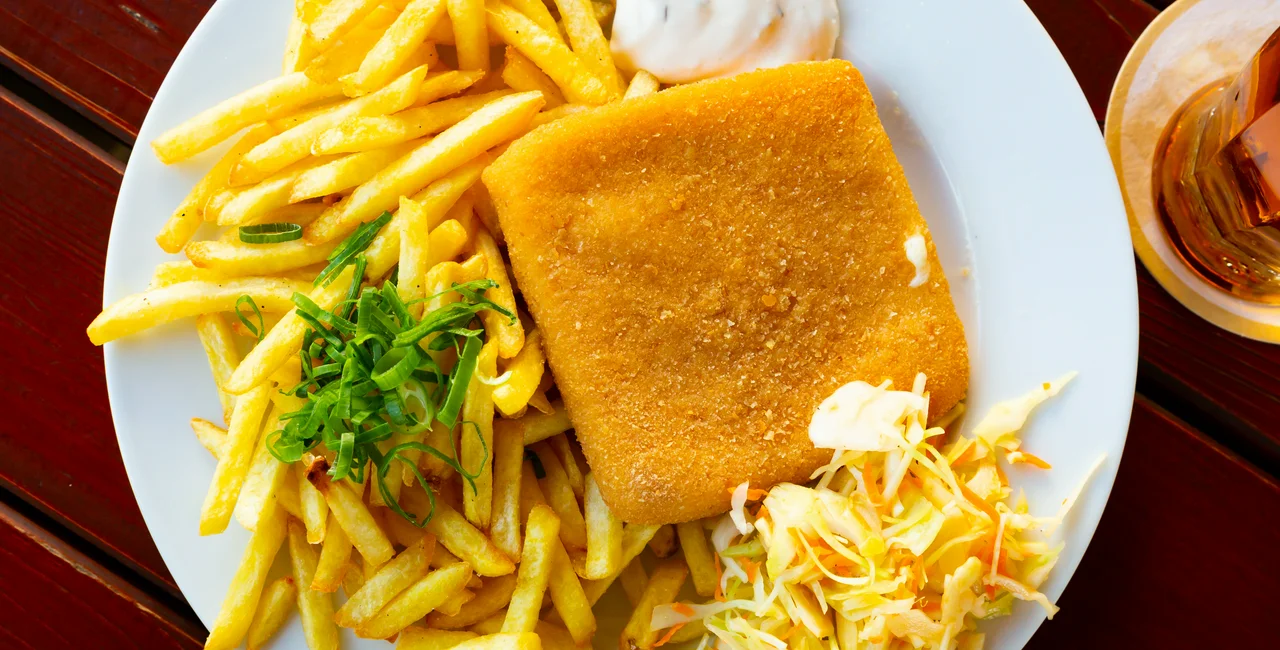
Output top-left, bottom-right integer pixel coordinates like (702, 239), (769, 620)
(84, 2), (721, 649)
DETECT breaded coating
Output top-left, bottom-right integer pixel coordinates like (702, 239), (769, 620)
(483, 61), (968, 524)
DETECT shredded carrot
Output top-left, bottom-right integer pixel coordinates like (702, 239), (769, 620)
(950, 444), (977, 466)
(714, 555), (725, 602)
(672, 602), (696, 617)
(862, 461), (883, 506)
(724, 487), (770, 501)
(779, 623), (804, 641)
(959, 481), (1000, 523)
(755, 504), (769, 521)
(654, 623), (686, 647)
(1012, 451), (1053, 469)
(994, 462), (1009, 487)
(742, 558), (759, 582)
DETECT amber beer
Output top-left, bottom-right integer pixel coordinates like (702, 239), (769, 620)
(1154, 27), (1280, 302)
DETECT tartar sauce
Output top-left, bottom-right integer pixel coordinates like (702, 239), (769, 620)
(610, 0), (840, 84)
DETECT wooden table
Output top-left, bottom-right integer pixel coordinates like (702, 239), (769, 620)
(0, 1), (1275, 647)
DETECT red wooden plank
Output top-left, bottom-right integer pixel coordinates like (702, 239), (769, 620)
(0, 500), (203, 649)
(1028, 397), (1280, 648)
(0, 85), (181, 595)
(0, 0), (213, 141)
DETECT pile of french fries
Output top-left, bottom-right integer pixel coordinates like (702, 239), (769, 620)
(86, 1), (722, 649)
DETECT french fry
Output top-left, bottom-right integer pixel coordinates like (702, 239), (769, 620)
(525, 389), (552, 415)
(405, 487), (516, 576)
(151, 261), (227, 287)
(399, 196), (432, 316)
(314, 90), (512, 155)
(296, 460), (329, 544)
(676, 521), (717, 598)
(152, 73), (341, 164)
(225, 265), (355, 393)
(277, 468), (303, 519)
(337, 534), (437, 627)
(385, 504), (430, 546)
(448, 0), (490, 71)
(427, 573), (518, 629)
(455, 633), (541, 650)
(187, 238), (339, 276)
(156, 124), (278, 253)
(465, 182), (500, 242)
(547, 541), (595, 644)
(88, 277), (308, 345)
(304, 91), (544, 244)
(233, 406), (291, 531)
(204, 505), (287, 650)
(191, 417), (228, 458)
(282, 0), (322, 73)
(358, 562), (475, 639)
(648, 525), (677, 558)
(306, 5), (400, 82)
(414, 70), (489, 106)
(215, 153), (346, 226)
(582, 523), (661, 605)
(363, 155), (488, 279)
(505, 0), (558, 34)
(582, 473), (622, 581)
(552, 0), (625, 97)
(312, 517), (351, 591)
(545, 434), (584, 499)
(291, 140), (421, 201)
(346, 0), (448, 95)
(518, 460), (549, 522)
(438, 588), (477, 617)
(428, 219), (469, 267)
(235, 65), (428, 185)
(625, 70), (660, 99)
(343, 558), (367, 596)
(462, 340), (499, 528)
(485, 4), (610, 105)
(494, 402), (571, 445)
(530, 442), (587, 551)
(432, 540), (465, 568)
(618, 558), (648, 607)
(502, 505), (559, 634)
(471, 611), (506, 635)
(398, 627), (480, 650)
(490, 426), (524, 562)
(287, 521), (342, 650)
(198, 383), (272, 535)
(528, 103), (593, 128)
(245, 576), (296, 650)
(309, 0), (381, 47)
(474, 229), (523, 358)
(622, 556), (689, 650)
(308, 457), (396, 566)
(501, 48), (565, 109)
(195, 314), (240, 421)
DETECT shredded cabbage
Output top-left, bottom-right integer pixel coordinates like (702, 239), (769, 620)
(656, 375), (1099, 650)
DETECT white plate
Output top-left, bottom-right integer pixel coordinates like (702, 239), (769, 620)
(102, 0), (1138, 647)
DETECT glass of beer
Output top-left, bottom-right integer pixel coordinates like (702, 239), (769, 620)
(1153, 27), (1280, 303)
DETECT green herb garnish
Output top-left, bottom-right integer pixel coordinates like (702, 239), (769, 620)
(235, 294), (265, 342)
(238, 222), (302, 244)
(314, 212), (393, 287)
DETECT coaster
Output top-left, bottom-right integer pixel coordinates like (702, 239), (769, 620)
(1106, 0), (1280, 341)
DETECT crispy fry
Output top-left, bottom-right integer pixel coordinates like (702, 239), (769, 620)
(315, 90), (512, 155)
(545, 434), (584, 499)
(622, 556), (689, 650)
(428, 219), (469, 266)
(308, 457), (396, 566)
(282, 0), (322, 73)
(472, 229), (524, 358)
(191, 417), (228, 459)
(552, 0), (624, 97)
(398, 627), (480, 650)
(494, 402), (571, 445)
(454, 633), (541, 650)
(490, 426), (524, 562)
(448, 0), (490, 71)
(465, 182), (500, 242)
(312, 517), (352, 591)
(414, 70), (489, 106)
(363, 155), (488, 279)
(501, 48), (565, 109)
(156, 125), (278, 253)
(309, 0), (380, 47)
(337, 535), (437, 627)
(427, 572), (517, 628)
(305, 91), (544, 243)
(530, 442), (587, 551)
(233, 405), (291, 531)
(277, 469), (302, 519)
(471, 611), (506, 635)
(648, 525), (676, 558)
(582, 523), (661, 605)
(296, 460), (329, 544)
(152, 74), (341, 164)
(88, 277), (307, 345)
(198, 383), (272, 535)
(291, 140), (421, 201)
(225, 265), (355, 393)
(186, 238), (339, 276)
(358, 562), (475, 639)
(396, 196), (431, 318)
(462, 340), (499, 527)
(517, 460), (549, 523)
(287, 521), (342, 650)
(547, 541), (595, 644)
(343, 559), (367, 596)
(505, 0), (558, 34)
(502, 505), (559, 634)
(625, 70), (660, 99)
(346, 0), (448, 95)
(151, 261), (228, 287)
(235, 65), (427, 184)
(204, 505), (287, 650)
(528, 103), (593, 128)
(485, 4), (610, 105)
(306, 5), (400, 82)
(438, 587), (476, 617)
(676, 521), (717, 597)
(245, 575), (295, 650)
(618, 558), (648, 607)
(195, 314), (241, 421)
(214, 155), (342, 226)
(418, 490), (517, 577)
(582, 473), (622, 581)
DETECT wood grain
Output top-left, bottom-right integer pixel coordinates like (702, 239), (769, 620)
(0, 499), (203, 649)
(1028, 397), (1280, 648)
(0, 85), (179, 595)
(0, 0), (213, 141)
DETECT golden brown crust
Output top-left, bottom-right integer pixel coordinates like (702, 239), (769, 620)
(484, 61), (968, 524)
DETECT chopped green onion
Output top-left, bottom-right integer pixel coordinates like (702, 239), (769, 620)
(314, 212), (392, 287)
(235, 295), (265, 342)
(437, 335), (482, 428)
(238, 222), (302, 244)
